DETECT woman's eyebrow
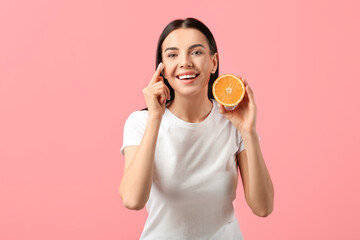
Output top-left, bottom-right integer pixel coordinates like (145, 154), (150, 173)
(164, 44), (205, 53)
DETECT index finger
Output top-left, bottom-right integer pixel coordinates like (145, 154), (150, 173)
(149, 62), (165, 85)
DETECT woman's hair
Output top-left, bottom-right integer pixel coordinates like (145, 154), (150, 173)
(141, 17), (219, 111)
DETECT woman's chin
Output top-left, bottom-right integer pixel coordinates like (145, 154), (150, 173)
(172, 88), (205, 98)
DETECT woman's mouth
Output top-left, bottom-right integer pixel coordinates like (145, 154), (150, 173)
(176, 74), (200, 84)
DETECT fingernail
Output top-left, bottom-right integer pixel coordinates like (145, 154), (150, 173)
(158, 62), (164, 71)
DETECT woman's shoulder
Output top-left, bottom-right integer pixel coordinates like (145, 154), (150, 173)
(123, 109), (149, 126)
(130, 108), (149, 115)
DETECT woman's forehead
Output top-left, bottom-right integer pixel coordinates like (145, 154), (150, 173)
(162, 28), (208, 51)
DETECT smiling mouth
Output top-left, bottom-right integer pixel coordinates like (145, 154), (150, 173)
(176, 74), (200, 80)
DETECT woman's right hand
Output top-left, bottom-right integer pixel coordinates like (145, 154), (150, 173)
(142, 62), (171, 119)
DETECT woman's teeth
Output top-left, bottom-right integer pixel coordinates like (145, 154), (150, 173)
(178, 74), (197, 80)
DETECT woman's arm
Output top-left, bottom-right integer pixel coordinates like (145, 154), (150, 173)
(237, 130), (274, 217)
(119, 116), (162, 210)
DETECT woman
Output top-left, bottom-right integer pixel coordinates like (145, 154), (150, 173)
(119, 17), (274, 240)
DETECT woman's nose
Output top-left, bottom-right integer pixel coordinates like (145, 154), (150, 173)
(179, 54), (193, 68)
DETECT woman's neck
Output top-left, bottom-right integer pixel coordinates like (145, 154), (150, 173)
(167, 94), (213, 123)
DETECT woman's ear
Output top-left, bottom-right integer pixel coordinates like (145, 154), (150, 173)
(212, 53), (218, 73)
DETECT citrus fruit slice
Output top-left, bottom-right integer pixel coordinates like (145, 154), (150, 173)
(212, 74), (246, 110)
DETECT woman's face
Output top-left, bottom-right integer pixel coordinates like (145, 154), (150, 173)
(161, 28), (218, 98)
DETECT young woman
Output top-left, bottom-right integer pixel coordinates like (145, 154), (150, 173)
(119, 17), (274, 240)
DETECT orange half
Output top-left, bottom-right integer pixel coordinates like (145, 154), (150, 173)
(212, 74), (246, 107)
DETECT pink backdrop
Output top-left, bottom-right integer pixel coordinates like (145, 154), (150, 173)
(1, 0), (359, 239)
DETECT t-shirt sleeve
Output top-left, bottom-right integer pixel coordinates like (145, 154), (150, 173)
(120, 111), (148, 156)
(236, 130), (261, 155)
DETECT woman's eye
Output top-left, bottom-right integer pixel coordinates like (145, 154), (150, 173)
(167, 51), (201, 58)
(193, 50), (202, 55)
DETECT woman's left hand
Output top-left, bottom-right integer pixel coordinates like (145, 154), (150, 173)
(219, 76), (257, 134)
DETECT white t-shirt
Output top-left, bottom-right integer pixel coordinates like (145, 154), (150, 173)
(120, 99), (260, 239)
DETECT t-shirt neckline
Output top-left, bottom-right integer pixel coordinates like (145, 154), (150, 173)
(165, 99), (217, 128)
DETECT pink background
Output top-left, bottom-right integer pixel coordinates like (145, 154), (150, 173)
(1, 0), (359, 239)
